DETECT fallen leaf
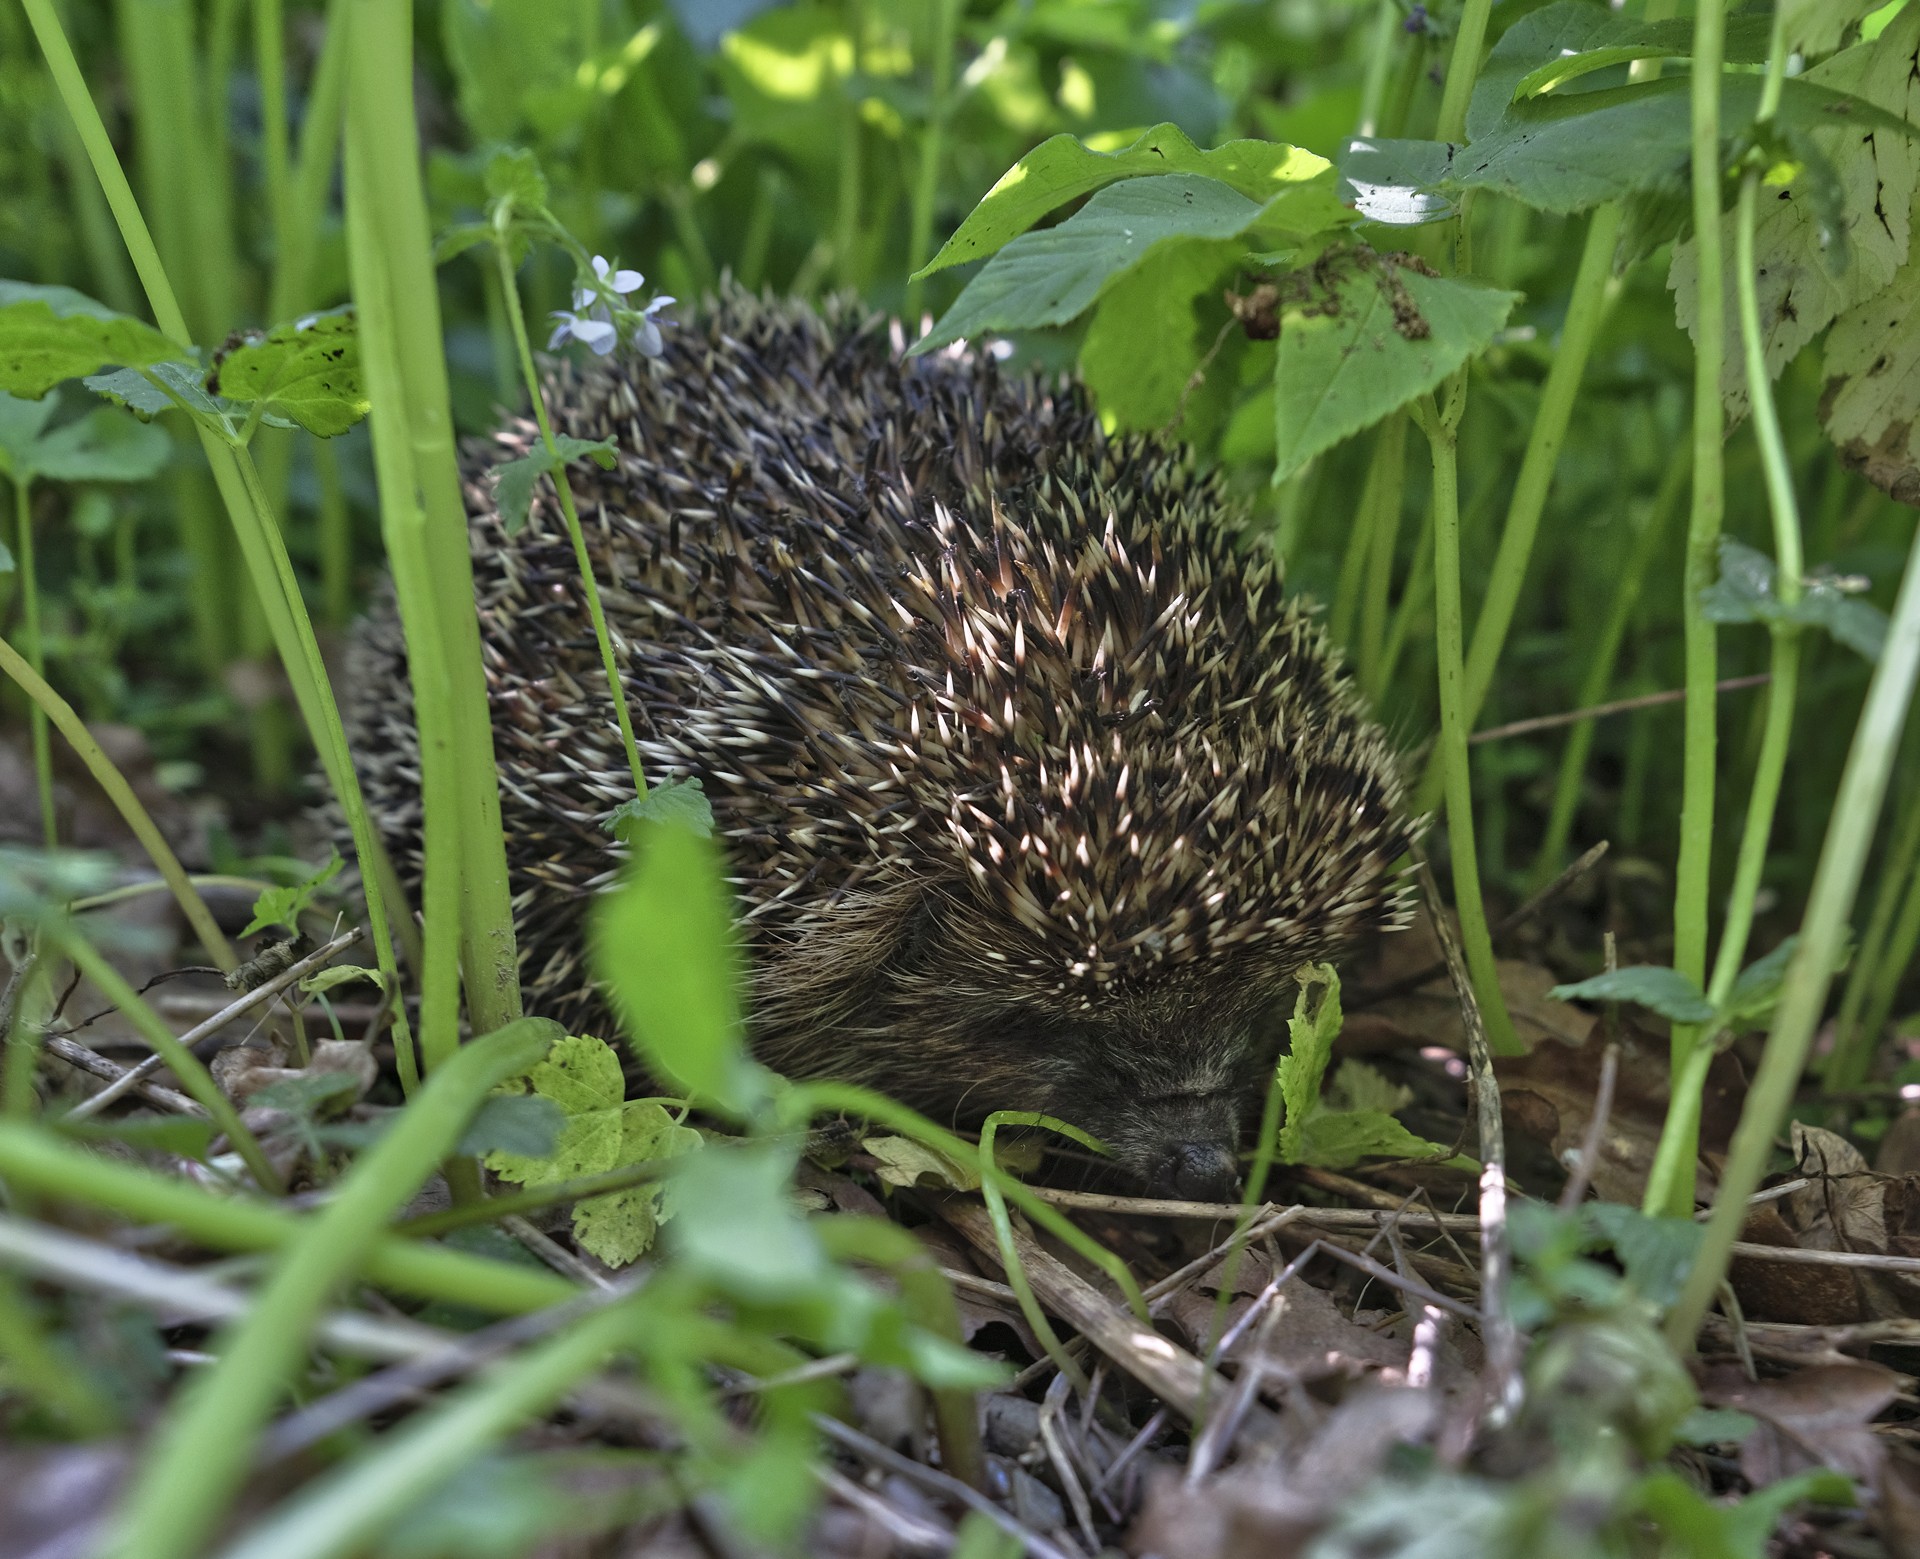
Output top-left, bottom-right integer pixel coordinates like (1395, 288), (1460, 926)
(1702, 1360), (1899, 1489)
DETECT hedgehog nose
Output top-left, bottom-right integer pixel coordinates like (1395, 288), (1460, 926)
(1167, 1142), (1239, 1203)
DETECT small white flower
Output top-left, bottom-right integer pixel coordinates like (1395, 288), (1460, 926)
(631, 295), (676, 358)
(547, 308), (619, 354)
(574, 255), (645, 311)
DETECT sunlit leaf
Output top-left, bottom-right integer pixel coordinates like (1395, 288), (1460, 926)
(208, 308), (370, 438)
(0, 281), (180, 399)
(916, 123), (1331, 280)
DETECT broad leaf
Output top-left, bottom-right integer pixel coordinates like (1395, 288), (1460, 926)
(1580, 1203), (1703, 1308)
(85, 360), (226, 422)
(25, 406), (170, 484)
(1699, 538), (1889, 660)
(1293, 1107), (1453, 1172)
(916, 123), (1330, 279)
(1823, 241), (1920, 508)
(1783, 0), (1887, 60)
(485, 1032), (701, 1266)
(208, 308), (370, 438)
(1270, 253), (1519, 481)
(1338, 138), (1457, 226)
(604, 776), (715, 843)
(492, 435), (618, 534)
(0, 393), (57, 477)
(1078, 237), (1245, 430)
(0, 281), (180, 398)
(591, 820), (769, 1119)
(914, 175), (1282, 354)
(1549, 965), (1716, 1024)
(1673, 8), (1920, 416)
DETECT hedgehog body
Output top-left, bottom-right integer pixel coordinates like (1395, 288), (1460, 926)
(347, 293), (1412, 1196)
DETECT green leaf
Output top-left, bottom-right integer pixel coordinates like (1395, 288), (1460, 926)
(485, 146), (549, 210)
(914, 175), (1276, 355)
(0, 281), (181, 399)
(662, 1138), (826, 1301)
(434, 222), (495, 267)
(483, 1032), (701, 1265)
(1276, 963), (1341, 1164)
(491, 435), (619, 534)
(603, 777), (715, 844)
(1270, 253), (1519, 481)
(916, 123), (1330, 280)
(1337, 138), (1457, 227)
(1548, 966), (1716, 1024)
(300, 964), (387, 996)
(1078, 237), (1243, 431)
(57, 1113), (218, 1162)
(591, 823), (770, 1120)
(1580, 1202), (1703, 1307)
(862, 1134), (982, 1191)
(1723, 935), (1813, 1030)
(0, 392), (57, 478)
(457, 1094), (566, 1159)
(208, 308), (369, 438)
(1673, 7), (1920, 416)
(1784, 0), (1887, 59)
(243, 848), (344, 935)
(84, 360), (223, 422)
(1672, 1407), (1758, 1447)
(1637, 1467), (1853, 1556)
(1293, 1108), (1452, 1171)
(254, 1070), (363, 1117)
(1700, 538), (1889, 661)
(26, 406), (170, 483)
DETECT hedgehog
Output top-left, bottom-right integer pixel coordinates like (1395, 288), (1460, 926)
(346, 291), (1414, 1200)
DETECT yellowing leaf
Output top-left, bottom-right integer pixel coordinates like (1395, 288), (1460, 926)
(862, 1135), (981, 1191)
(1823, 224), (1920, 506)
(1672, 7), (1920, 415)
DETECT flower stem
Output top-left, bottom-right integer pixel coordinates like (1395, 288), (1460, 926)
(8, 478), (56, 847)
(493, 238), (648, 799)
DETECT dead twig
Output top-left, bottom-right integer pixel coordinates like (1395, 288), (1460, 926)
(1418, 853), (1521, 1430)
(63, 928), (364, 1121)
(41, 1032), (203, 1115)
(1557, 1040), (1620, 1212)
(1467, 673), (1769, 744)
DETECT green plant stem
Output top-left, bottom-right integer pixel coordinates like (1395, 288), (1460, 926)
(21, 0), (418, 1089)
(903, 0), (958, 320)
(835, 0), (866, 291)
(253, 0), (292, 294)
(212, 1299), (642, 1559)
(1332, 420), (1400, 653)
(0, 1119), (574, 1312)
(1848, 849), (1920, 1083)
(0, 634), (235, 970)
(1532, 456), (1687, 883)
(8, 479), (56, 847)
(814, 1216), (987, 1492)
(340, 0), (524, 1041)
(1668, 512), (1920, 1347)
(1356, 413), (1408, 696)
(494, 239), (647, 798)
(54, 931), (276, 1190)
(1355, 0), (1400, 137)
(395, 1158), (674, 1238)
(101, 1021), (555, 1559)
(979, 1110), (1090, 1394)
(1666, 0), (1730, 1203)
(1827, 763), (1920, 1089)
(1432, 0), (1494, 144)
(1421, 408), (1520, 1054)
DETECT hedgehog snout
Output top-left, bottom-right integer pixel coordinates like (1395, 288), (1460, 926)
(1155, 1141), (1240, 1203)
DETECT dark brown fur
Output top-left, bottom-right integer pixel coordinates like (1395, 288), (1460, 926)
(347, 292), (1413, 1196)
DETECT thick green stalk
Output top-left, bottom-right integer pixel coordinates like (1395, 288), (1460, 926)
(1532, 458), (1687, 883)
(1356, 414), (1408, 697)
(903, 0), (959, 319)
(1412, 203), (1624, 815)
(101, 1021), (554, 1559)
(0, 634), (235, 971)
(8, 479), (55, 846)
(340, 0), (523, 1037)
(1432, 0), (1494, 144)
(253, 0), (292, 291)
(1425, 416), (1520, 1053)
(1669, 514), (1920, 1346)
(1668, 0), (1730, 1175)
(1355, 0), (1400, 137)
(494, 238), (646, 798)
(55, 932), (275, 1190)
(0, 1120), (573, 1313)
(213, 1300), (642, 1559)
(835, 0), (866, 291)
(23, 0), (417, 1089)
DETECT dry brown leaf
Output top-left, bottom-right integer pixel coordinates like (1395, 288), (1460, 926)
(1702, 1360), (1900, 1488)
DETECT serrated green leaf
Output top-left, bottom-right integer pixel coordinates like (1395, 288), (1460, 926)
(916, 123), (1329, 280)
(0, 281), (181, 398)
(570, 1102), (703, 1265)
(603, 776), (715, 843)
(591, 824), (770, 1120)
(84, 361), (222, 421)
(25, 406), (170, 484)
(1549, 966), (1716, 1024)
(491, 435), (618, 534)
(1580, 1202), (1703, 1307)
(208, 308), (369, 438)
(1784, 0), (1886, 59)
(914, 175), (1274, 355)
(1325, 1059), (1411, 1117)
(1277, 965), (1338, 1159)
(1271, 255), (1519, 481)
(1294, 1109), (1452, 1171)
(1674, 8), (1920, 416)
(485, 146), (549, 209)
(244, 849), (344, 935)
